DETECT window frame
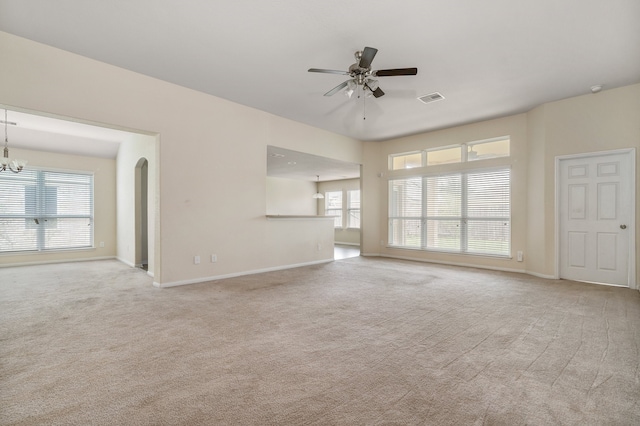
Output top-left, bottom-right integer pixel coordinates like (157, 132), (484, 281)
(388, 166), (511, 257)
(0, 166), (94, 254)
(388, 150), (425, 170)
(324, 190), (343, 228)
(388, 136), (510, 170)
(347, 189), (360, 229)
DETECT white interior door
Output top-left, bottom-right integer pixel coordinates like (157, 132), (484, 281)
(559, 151), (633, 287)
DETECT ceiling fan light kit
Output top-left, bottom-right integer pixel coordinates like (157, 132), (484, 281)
(308, 46), (418, 100)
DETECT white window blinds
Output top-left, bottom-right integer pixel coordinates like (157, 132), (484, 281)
(0, 169), (93, 253)
(347, 190), (360, 229)
(388, 168), (510, 256)
(325, 191), (343, 228)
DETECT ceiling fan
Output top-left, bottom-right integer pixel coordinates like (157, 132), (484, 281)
(308, 47), (418, 99)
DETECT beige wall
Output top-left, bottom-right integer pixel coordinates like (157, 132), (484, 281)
(528, 84), (640, 281)
(362, 84), (639, 287)
(266, 177), (317, 215)
(1, 30), (637, 287)
(0, 147), (116, 265)
(0, 31), (362, 285)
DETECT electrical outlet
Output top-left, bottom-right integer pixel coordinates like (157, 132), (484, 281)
(99, 241), (105, 248)
(517, 251), (523, 262)
(211, 254), (217, 263)
(317, 243), (322, 251)
(194, 255), (200, 265)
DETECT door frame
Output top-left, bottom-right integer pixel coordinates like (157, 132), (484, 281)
(555, 148), (636, 288)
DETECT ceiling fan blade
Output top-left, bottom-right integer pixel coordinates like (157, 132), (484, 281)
(374, 68), (418, 77)
(308, 68), (350, 75)
(324, 80), (350, 96)
(358, 47), (378, 69)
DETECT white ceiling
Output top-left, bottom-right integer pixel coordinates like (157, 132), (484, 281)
(267, 146), (360, 182)
(0, 0), (639, 170)
(1, 109), (134, 158)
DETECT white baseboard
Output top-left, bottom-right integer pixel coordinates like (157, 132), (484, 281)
(335, 242), (360, 247)
(154, 258), (334, 288)
(116, 257), (136, 268)
(0, 256), (117, 268)
(525, 270), (556, 279)
(361, 253), (560, 280)
(379, 253), (527, 275)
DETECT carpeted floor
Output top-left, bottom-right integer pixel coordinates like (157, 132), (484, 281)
(1, 257), (639, 425)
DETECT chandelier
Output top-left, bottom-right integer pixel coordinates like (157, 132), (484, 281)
(1, 109), (26, 173)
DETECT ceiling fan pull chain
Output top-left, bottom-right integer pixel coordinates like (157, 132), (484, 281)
(363, 92), (366, 120)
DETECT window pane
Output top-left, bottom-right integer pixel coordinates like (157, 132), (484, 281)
(348, 190), (360, 208)
(44, 217), (92, 249)
(0, 218), (38, 252)
(388, 219), (422, 248)
(389, 178), (422, 217)
(426, 146), (461, 166)
(467, 220), (510, 255)
(468, 138), (510, 161)
(325, 191), (343, 228)
(390, 152), (422, 170)
(426, 174), (461, 217)
(426, 219), (461, 251)
(348, 210), (360, 228)
(467, 170), (510, 218)
(347, 190), (360, 229)
(325, 191), (342, 209)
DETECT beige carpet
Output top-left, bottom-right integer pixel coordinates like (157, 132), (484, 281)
(1, 257), (639, 425)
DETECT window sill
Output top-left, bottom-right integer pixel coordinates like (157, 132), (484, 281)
(266, 215), (336, 220)
(386, 245), (512, 259)
(0, 246), (96, 256)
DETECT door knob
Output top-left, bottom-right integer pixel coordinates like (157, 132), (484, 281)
(620, 224), (627, 229)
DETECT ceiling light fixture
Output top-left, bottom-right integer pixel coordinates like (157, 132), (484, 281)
(1, 109), (26, 173)
(590, 84), (603, 94)
(312, 175), (324, 199)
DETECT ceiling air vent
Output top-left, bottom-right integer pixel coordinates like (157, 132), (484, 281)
(418, 92), (445, 104)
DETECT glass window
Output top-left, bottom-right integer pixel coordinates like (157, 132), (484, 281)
(347, 190), (360, 229)
(388, 168), (510, 256)
(390, 152), (423, 170)
(426, 146), (462, 166)
(0, 169), (94, 253)
(467, 138), (510, 161)
(325, 191), (343, 228)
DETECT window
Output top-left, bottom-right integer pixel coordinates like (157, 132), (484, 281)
(426, 146), (462, 166)
(389, 168), (510, 256)
(389, 151), (423, 170)
(325, 191), (343, 228)
(467, 137), (510, 161)
(325, 189), (360, 229)
(0, 169), (93, 253)
(347, 190), (360, 229)
(388, 137), (510, 169)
